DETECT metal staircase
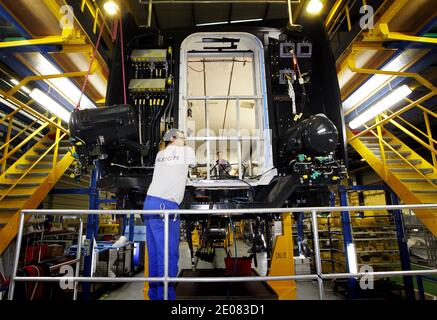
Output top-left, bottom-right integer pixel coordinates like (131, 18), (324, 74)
(0, 111), (73, 255)
(347, 127), (437, 237)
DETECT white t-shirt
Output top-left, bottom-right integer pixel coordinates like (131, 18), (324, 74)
(147, 144), (196, 205)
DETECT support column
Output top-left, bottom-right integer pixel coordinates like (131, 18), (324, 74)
(128, 214), (135, 242)
(339, 187), (358, 299)
(386, 190), (415, 300)
(83, 160), (101, 300)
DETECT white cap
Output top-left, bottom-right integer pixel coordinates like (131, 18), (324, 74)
(163, 129), (184, 141)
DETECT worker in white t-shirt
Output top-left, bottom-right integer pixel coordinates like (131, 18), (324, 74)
(143, 129), (196, 300)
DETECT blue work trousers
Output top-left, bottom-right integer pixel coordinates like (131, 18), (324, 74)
(143, 195), (180, 300)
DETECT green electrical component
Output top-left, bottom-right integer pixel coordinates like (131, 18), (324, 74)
(310, 171), (322, 180)
(315, 155), (332, 162)
(297, 154), (306, 161)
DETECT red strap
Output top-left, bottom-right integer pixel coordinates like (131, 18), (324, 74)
(76, 14), (106, 110)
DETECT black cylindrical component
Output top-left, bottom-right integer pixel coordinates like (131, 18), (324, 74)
(284, 113), (338, 155)
(69, 104), (138, 145)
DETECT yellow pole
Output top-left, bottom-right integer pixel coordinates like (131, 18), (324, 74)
(52, 118), (62, 170)
(424, 112), (437, 168)
(1, 118), (13, 174)
(144, 245), (150, 300)
(375, 115), (387, 179)
(267, 213), (296, 300)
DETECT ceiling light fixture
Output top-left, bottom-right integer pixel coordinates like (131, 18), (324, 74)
(196, 21), (229, 27)
(342, 49), (421, 111)
(306, 0), (324, 15)
(104, 1), (119, 15)
(29, 89), (72, 122)
(349, 85), (412, 129)
(230, 18), (263, 24)
(10, 79), (31, 94)
(21, 53), (97, 109)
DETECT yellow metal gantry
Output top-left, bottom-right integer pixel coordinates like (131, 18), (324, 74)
(325, 0), (437, 236)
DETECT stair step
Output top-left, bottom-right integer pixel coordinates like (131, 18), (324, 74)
(1, 176), (46, 185)
(0, 199), (24, 209)
(0, 182), (40, 189)
(16, 163), (53, 170)
(25, 155), (64, 161)
(412, 189), (437, 194)
(42, 140), (70, 147)
(5, 172), (49, 179)
(401, 178), (437, 183)
(0, 208), (19, 214)
(34, 147), (69, 154)
(359, 136), (392, 142)
(1, 194), (31, 199)
(17, 165), (52, 173)
(372, 150), (411, 157)
(414, 194), (437, 204)
(0, 187), (34, 196)
(367, 143), (402, 149)
(0, 214), (15, 224)
(385, 159), (422, 165)
(391, 168), (434, 174)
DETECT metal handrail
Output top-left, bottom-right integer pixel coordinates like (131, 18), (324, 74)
(7, 204), (437, 301)
(0, 88), (68, 133)
(0, 117), (55, 167)
(385, 109), (437, 146)
(0, 118), (39, 152)
(0, 132), (69, 202)
(385, 107), (437, 168)
(363, 125), (437, 188)
(382, 113), (437, 156)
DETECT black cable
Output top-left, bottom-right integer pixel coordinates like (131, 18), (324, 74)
(226, 215), (238, 300)
(247, 167), (277, 180)
(214, 165), (255, 199)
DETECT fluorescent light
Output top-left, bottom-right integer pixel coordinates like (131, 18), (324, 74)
(104, 1), (119, 15)
(21, 53), (96, 109)
(342, 49), (421, 111)
(196, 21), (229, 26)
(29, 89), (72, 122)
(306, 0), (324, 15)
(230, 18), (263, 24)
(10, 79), (31, 94)
(349, 85), (412, 129)
(347, 243), (358, 274)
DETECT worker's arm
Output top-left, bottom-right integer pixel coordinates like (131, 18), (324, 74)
(185, 146), (197, 168)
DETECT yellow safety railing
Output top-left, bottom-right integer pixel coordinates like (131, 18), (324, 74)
(0, 132), (68, 203)
(361, 122), (437, 188)
(347, 90), (437, 182)
(325, 0), (369, 36)
(0, 99), (68, 173)
(0, 83), (70, 202)
(346, 43), (437, 175)
(80, 0), (113, 35)
(383, 106), (437, 168)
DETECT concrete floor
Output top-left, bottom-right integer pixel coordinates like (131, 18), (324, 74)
(101, 240), (344, 300)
